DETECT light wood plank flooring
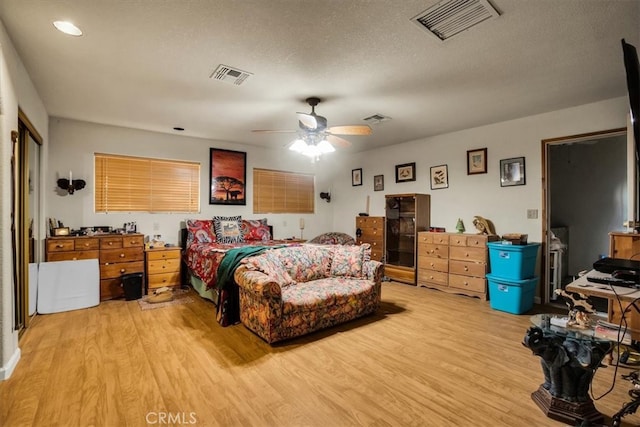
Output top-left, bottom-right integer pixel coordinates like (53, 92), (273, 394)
(2, 282), (640, 427)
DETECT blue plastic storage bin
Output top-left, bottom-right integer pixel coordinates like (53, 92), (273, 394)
(487, 242), (540, 280)
(487, 273), (538, 314)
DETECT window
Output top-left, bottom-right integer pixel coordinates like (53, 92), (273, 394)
(253, 168), (314, 213)
(95, 153), (200, 213)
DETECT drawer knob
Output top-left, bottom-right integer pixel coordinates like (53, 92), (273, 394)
(465, 253), (469, 257)
(119, 253), (125, 258)
(56, 244), (64, 248)
(109, 242), (113, 245)
(120, 269), (126, 273)
(162, 265), (166, 269)
(72, 257), (77, 261)
(430, 262), (434, 267)
(464, 266), (468, 271)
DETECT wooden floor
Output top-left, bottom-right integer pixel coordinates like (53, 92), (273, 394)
(2, 282), (640, 427)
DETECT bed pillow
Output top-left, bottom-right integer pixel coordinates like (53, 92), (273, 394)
(242, 218), (272, 241)
(330, 244), (371, 278)
(213, 215), (245, 244)
(185, 219), (216, 247)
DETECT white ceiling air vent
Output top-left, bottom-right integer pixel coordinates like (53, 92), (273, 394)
(411, 0), (500, 41)
(210, 64), (252, 85)
(363, 114), (392, 125)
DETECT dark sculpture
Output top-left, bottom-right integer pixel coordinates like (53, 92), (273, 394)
(523, 326), (611, 402)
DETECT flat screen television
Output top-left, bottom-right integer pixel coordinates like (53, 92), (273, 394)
(621, 39), (640, 222)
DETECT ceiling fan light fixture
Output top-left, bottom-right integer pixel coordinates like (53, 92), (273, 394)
(289, 139), (307, 153)
(317, 139), (336, 153)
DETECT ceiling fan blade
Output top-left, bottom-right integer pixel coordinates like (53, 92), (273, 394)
(297, 112), (318, 129)
(327, 125), (372, 136)
(251, 129), (297, 133)
(326, 135), (351, 148)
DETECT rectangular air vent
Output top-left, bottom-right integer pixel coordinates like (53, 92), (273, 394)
(411, 0), (500, 41)
(363, 114), (392, 125)
(210, 64), (252, 85)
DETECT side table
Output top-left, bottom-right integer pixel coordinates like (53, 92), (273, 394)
(523, 313), (613, 425)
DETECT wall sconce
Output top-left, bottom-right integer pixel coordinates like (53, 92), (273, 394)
(57, 171), (86, 195)
(320, 192), (331, 203)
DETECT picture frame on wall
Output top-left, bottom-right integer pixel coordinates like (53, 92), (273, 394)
(373, 174), (384, 191)
(395, 162), (416, 183)
(500, 157), (526, 187)
(430, 165), (449, 190)
(352, 168), (363, 186)
(209, 148), (247, 205)
(467, 148), (487, 175)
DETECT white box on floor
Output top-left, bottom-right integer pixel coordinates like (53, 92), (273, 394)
(37, 259), (100, 314)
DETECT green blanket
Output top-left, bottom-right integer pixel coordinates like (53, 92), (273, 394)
(215, 245), (284, 326)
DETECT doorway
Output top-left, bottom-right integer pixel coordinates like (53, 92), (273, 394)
(542, 128), (628, 305)
(14, 109), (42, 336)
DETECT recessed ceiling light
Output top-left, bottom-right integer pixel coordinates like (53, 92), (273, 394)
(53, 21), (83, 36)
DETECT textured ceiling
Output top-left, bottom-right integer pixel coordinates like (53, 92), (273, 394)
(0, 0), (638, 153)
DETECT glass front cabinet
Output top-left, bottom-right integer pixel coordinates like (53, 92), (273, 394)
(384, 193), (430, 285)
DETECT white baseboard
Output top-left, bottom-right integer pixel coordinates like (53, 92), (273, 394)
(0, 347), (21, 381)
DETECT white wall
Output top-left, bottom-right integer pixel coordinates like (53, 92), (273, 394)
(47, 118), (338, 244)
(330, 97), (629, 241)
(0, 21), (48, 379)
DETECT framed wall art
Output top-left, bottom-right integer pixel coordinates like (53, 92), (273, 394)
(395, 162), (416, 183)
(352, 168), (363, 186)
(374, 174), (384, 191)
(500, 157), (526, 187)
(467, 148), (487, 175)
(209, 148), (247, 205)
(430, 165), (449, 190)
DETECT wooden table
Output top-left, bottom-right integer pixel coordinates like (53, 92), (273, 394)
(566, 271), (640, 340)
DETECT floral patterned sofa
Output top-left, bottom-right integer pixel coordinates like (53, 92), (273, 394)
(233, 244), (383, 343)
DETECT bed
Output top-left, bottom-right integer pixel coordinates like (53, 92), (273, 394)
(181, 216), (301, 325)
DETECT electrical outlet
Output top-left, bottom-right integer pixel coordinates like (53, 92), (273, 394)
(527, 209), (538, 219)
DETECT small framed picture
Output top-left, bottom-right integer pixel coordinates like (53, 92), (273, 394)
(352, 168), (363, 186)
(500, 157), (526, 187)
(395, 162), (416, 183)
(430, 165), (449, 190)
(374, 174), (384, 191)
(467, 148), (487, 175)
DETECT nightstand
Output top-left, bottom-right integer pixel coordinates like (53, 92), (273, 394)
(145, 247), (182, 294)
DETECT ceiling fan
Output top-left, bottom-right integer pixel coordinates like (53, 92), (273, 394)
(252, 97), (372, 149)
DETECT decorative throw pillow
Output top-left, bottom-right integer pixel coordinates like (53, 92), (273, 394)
(213, 215), (245, 244)
(330, 244), (371, 278)
(185, 219), (216, 247)
(242, 250), (295, 286)
(242, 218), (272, 241)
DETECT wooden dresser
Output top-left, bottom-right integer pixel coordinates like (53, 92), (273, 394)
(356, 216), (385, 262)
(417, 232), (496, 300)
(609, 232), (640, 259)
(145, 247), (182, 294)
(46, 234), (145, 300)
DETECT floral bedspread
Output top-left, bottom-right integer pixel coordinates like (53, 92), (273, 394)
(185, 240), (299, 289)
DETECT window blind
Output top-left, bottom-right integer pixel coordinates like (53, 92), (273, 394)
(253, 168), (314, 213)
(95, 153), (200, 213)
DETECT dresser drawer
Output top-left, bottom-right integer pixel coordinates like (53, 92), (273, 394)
(448, 274), (485, 293)
(47, 250), (100, 262)
(47, 239), (75, 252)
(449, 235), (468, 246)
(123, 235), (145, 248)
(148, 258), (181, 274)
(449, 259), (487, 277)
(100, 236), (123, 249)
(418, 269), (448, 286)
(449, 246), (486, 263)
(100, 261), (144, 279)
(147, 248), (181, 261)
(466, 235), (489, 247)
(148, 272), (181, 289)
(419, 243), (449, 259)
(418, 233), (449, 245)
(370, 248), (384, 262)
(418, 256), (449, 272)
(101, 247), (144, 264)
